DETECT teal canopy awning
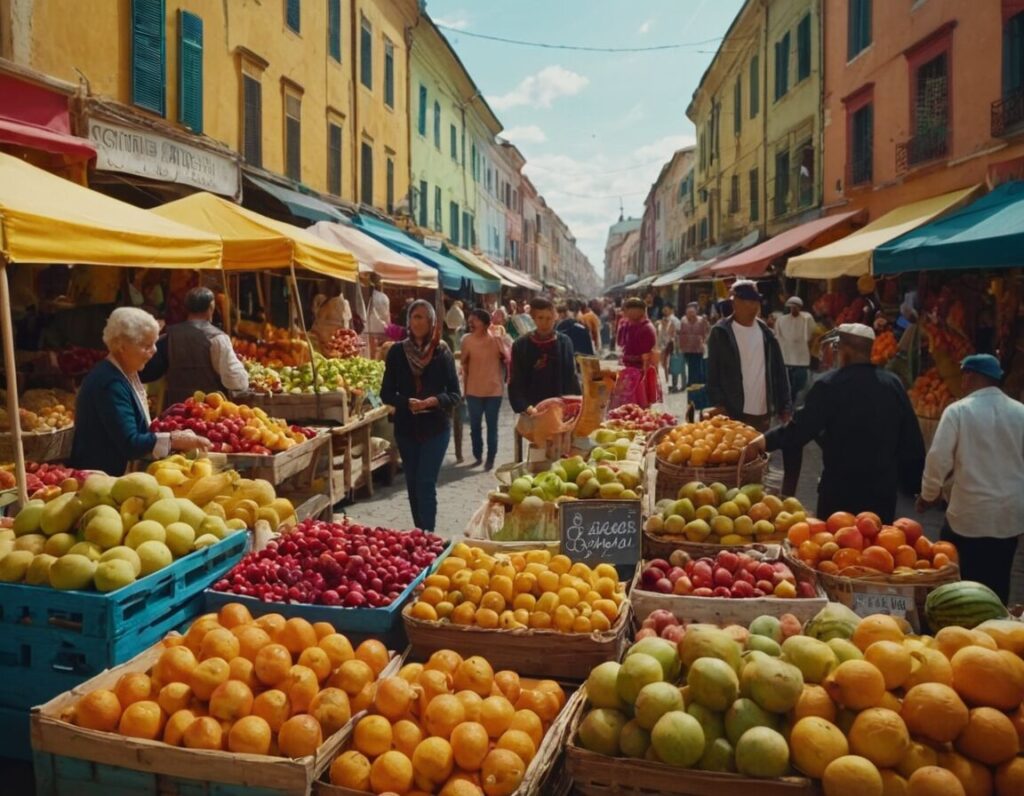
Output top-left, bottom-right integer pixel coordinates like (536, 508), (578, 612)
(352, 215), (499, 293)
(245, 174), (347, 223)
(874, 182), (1024, 274)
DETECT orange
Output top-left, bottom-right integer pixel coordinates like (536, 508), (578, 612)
(75, 689), (122, 732)
(900, 683), (968, 743)
(254, 643), (293, 687)
(893, 545), (917, 568)
(376, 676), (415, 720)
(183, 615), (223, 654)
(189, 657), (230, 701)
(182, 715), (223, 750)
(354, 714), (394, 757)
(790, 716), (849, 778)
(864, 642), (913, 690)
(200, 627), (240, 661)
(861, 547), (895, 574)
(312, 621), (336, 640)
(318, 633), (355, 668)
(411, 602), (439, 621)
(931, 541), (958, 562)
(833, 548), (862, 570)
(450, 721), (490, 771)
(393, 719), (425, 757)
(852, 615), (905, 652)
(330, 750), (372, 789)
(277, 714), (323, 758)
(879, 770), (908, 796)
(352, 683), (377, 717)
(534, 681), (566, 710)
(509, 710), (544, 747)
(480, 591), (505, 613)
(424, 694), (467, 739)
(906, 767), (966, 796)
(297, 647), (333, 682)
(819, 560), (840, 575)
(995, 758), (1024, 796)
(370, 750), (414, 794)
(418, 668), (454, 708)
(913, 536), (933, 559)
(453, 656), (495, 697)
(163, 709), (196, 746)
(234, 625), (273, 662)
(251, 689), (291, 732)
(876, 529), (906, 555)
(440, 774), (485, 796)
(330, 658), (375, 696)
(399, 662), (425, 684)
(827, 660), (886, 710)
(228, 656), (259, 690)
(284, 664), (321, 714)
(154, 646), (198, 685)
(254, 612), (286, 639)
(355, 638), (390, 677)
(277, 617), (318, 656)
(114, 672), (153, 707)
(955, 707), (1020, 766)
(413, 736), (455, 787)
(822, 755), (884, 796)
(933, 627), (997, 659)
(480, 749), (525, 796)
(788, 522), (811, 546)
(938, 751), (993, 796)
(227, 714), (272, 755)
(951, 646), (1024, 711)
(496, 729), (537, 765)
(848, 708), (910, 768)
(896, 742), (938, 779)
(475, 608), (500, 629)
(793, 684), (836, 722)
(217, 602), (253, 629)
(309, 687), (352, 736)
(932, 553), (951, 569)
(798, 540), (821, 563)
(479, 695), (516, 738)
(209, 679), (254, 721)
(515, 689), (559, 722)
(455, 690), (484, 722)
(493, 671), (521, 704)
(157, 682), (193, 716)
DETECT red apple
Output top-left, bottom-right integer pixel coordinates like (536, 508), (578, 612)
(672, 576), (693, 595)
(731, 580), (755, 598)
(712, 586), (732, 598)
(692, 587), (714, 597)
(713, 568), (734, 588)
(661, 624), (686, 643)
(647, 609), (677, 634)
(855, 514), (881, 540)
(756, 579), (775, 594)
(893, 517), (923, 545)
(715, 550), (740, 572)
(635, 627), (657, 640)
(835, 526), (865, 551)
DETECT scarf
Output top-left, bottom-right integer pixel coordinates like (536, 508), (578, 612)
(402, 299), (447, 389)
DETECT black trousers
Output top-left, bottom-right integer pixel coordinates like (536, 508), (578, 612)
(940, 523), (1019, 604)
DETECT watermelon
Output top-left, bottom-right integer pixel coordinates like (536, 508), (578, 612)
(924, 581), (1008, 631)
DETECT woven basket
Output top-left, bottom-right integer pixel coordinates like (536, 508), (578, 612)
(0, 425), (74, 463)
(654, 453), (768, 501)
(642, 533), (783, 561)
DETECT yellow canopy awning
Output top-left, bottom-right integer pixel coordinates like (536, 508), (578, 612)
(786, 185), (983, 279)
(0, 152), (222, 268)
(152, 192), (357, 281)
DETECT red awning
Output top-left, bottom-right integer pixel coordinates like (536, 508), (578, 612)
(711, 210), (865, 278)
(0, 73), (96, 161)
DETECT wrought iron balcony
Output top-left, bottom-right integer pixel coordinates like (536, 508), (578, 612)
(992, 90), (1024, 138)
(896, 126), (949, 173)
(847, 151), (873, 188)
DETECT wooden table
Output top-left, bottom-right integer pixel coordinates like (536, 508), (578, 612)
(329, 405), (397, 503)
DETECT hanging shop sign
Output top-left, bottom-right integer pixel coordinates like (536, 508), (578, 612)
(87, 117), (240, 197)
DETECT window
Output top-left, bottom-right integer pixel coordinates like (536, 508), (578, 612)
(178, 10), (202, 132)
(418, 179), (428, 227)
(774, 149), (790, 216)
(729, 174), (739, 213)
(327, 121), (342, 195)
(384, 39), (394, 107)
(360, 141), (373, 205)
(242, 73), (262, 166)
(749, 168), (759, 221)
(749, 55), (760, 118)
(359, 16), (372, 89)
(450, 124), (457, 160)
(471, 144), (478, 181)
(849, 102), (873, 184)
(798, 141), (814, 207)
(450, 202), (460, 243)
(327, 0), (340, 61)
(131, 0), (166, 115)
(417, 85), (427, 135)
(775, 32), (790, 100)
(699, 133), (706, 171)
(1004, 11), (1024, 97)
(433, 186), (442, 231)
(797, 14), (811, 81)
(901, 51), (949, 167)
(285, 0), (300, 33)
(386, 156), (394, 214)
(848, 0), (871, 59)
(462, 211), (472, 248)
(699, 218), (709, 243)
(433, 101), (441, 149)
(733, 79), (741, 135)
(284, 91), (301, 181)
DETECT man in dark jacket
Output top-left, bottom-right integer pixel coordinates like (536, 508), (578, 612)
(746, 323), (925, 523)
(508, 297), (581, 413)
(556, 303), (595, 357)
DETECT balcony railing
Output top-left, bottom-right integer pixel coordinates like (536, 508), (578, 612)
(992, 89), (1024, 138)
(896, 126), (949, 173)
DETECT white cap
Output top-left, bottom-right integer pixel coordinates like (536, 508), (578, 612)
(823, 322), (875, 343)
(785, 296), (803, 307)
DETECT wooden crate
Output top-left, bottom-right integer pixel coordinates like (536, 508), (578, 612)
(220, 433), (330, 485)
(243, 391), (349, 426)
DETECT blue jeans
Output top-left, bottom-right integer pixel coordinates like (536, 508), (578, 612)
(684, 353), (705, 386)
(466, 395), (501, 464)
(396, 429), (450, 533)
(787, 366), (810, 404)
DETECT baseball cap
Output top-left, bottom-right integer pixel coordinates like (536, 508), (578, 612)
(822, 323), (876, 344)
(785, 296), (804, 307)
(730, 280), (761, 301)
(961, 353), (1003, 381)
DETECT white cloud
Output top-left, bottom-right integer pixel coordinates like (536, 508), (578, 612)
(501, 125), (547, 144)
(433, 15), (469, 30)
(489, 66), (589, 111)
(638, 19), (652, 34)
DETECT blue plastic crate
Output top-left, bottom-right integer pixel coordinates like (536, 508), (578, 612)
(0, 533), (247, 712)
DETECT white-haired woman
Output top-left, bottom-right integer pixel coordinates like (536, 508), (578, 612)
(69, 307), (210, 475)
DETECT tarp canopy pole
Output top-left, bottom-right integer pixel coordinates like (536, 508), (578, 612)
(0, 264), (27, 504)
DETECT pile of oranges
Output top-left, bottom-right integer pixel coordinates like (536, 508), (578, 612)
(329, 649), (566, 795)
(69, 603), (390, 757)
(407, 543), (625, 634)
(870, 331), (898, 365)
(789, 512), (958, 576)
(909, 369), (955, 420)
(654, 417), (761, 468)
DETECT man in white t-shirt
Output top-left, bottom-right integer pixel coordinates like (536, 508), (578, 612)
(775, 296), (816, 404)
(365, 272), (391, 358)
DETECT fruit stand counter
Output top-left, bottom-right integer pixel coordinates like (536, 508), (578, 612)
(241, 389), (349, 426)
(329, 406), (396, 503)
(215, 432), (331, 485)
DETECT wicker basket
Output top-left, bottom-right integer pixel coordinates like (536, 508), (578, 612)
(401, 599), (631, 681)
(0, 425), (74, 462)
(642, 533), (783, 561)
(653, 454), (768, 501)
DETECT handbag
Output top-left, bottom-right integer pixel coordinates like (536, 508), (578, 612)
(669, 352), (685, 376)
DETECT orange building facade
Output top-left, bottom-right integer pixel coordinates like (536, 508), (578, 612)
(822, 0), (1024, 220)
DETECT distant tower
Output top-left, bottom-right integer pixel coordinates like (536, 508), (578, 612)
(618, 198), (624, 222)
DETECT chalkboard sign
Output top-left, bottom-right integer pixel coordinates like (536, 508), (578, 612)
(559, 499), (641, 568)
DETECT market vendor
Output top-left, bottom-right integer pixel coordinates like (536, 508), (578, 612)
(70, 307), (211, 475)
(508, 297), (580, 413)
(141, 287), (249, 407)
(745, 323), (925, 523)
(609, 297), (660, 409)
(311, 281), (352, 343)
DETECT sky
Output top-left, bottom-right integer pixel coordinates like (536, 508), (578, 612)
(425, 0), (746, 280)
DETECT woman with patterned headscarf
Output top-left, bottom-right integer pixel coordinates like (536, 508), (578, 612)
(381, 299), (461, 533)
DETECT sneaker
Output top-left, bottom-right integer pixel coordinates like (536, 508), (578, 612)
(484, 460), (494, 471)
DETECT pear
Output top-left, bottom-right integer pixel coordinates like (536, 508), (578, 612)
(125, 520), (166, 549)
(39, 493), (84, 536)
(175, 499), (206, 531)
(110, 472), (160, 504)
(198, 515), (229, 540)
(143, 497), (181, 526)
(78, 474), (115, 510)
(83, 505), (125, 549)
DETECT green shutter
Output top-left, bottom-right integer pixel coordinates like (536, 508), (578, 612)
(797, 14), (811, 81)
(328, 0), (341, 61)
(178, 11), (203, 132)
(286, 0), (300, 33)
(132, 0), (166, 115)
(418, 85), (427, 135)
(749, 55), (759, 118)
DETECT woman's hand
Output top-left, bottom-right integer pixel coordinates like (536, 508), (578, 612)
(170, 429), (212, 453)
(408, 396), (440, 413)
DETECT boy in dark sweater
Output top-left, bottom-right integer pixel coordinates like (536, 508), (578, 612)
(508, 297), (581, 413)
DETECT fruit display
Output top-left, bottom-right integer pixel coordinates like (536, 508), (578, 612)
(870, 331), (898, 365)
(588, 426), (646, 460)
(909, 369), (955, 419)
(243, 360), (284, 394)
(604, 404), (677, 433)
(0, 461), (91, 497)
(635, 608), (803, 647)
(654, 416), (761, 468)
(327, 647), (567, 794)
(243, 353), (348, 395)
(334, 356), (385, 395)
(924, 581), (1010, 631)
(151, 392), (316, 454)
(145, 455), (296, 530)
(644, 482), (805, 545)
(788, 512), (959, 576)
(55, 346), (106, 377)
(496, 454), (643, 508)
(211, 518), (448, 608)
(406, 542), (626, 633)
(0, 387), (75, 432)
(232, 336), (312, 368)
(636, 548), (817, 600)
(321, 328), (364, 359)
(922, 319), (972, 362)
(66, 603), (395, 758)
(1, 470), (242, 592)
(573, 607), (1024, 795)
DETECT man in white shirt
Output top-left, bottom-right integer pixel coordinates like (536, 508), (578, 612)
(775, 296), (816, 404)
(365, 272), (391, 357)
(917, 354), (1024, 602)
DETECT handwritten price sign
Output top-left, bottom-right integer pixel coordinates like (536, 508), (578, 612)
(559, 500), (641, 567)
(852, 591), (913, 617)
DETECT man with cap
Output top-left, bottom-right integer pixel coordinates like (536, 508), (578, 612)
(775, 296), (816, 403)
(917, 354), (1024, 602)
(745, 322), (924, 523)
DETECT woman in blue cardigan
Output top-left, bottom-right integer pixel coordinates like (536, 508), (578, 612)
(70, 307), (210, 475)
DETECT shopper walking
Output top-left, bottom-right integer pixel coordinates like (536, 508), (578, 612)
(677, 302), (710, 388)
(579, 300), (602, 353)
(775, 296), (816, 404)
(657, 304), (681, 389)
(610, 297), (659, 409)
(556, 303), (595, 357)
(508, 297), (580, 413)
(917, 354), (1024, 603)
(381, 300), (461, 533)
(444, 299), (465, 351)
(460, 309), (506, 470)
